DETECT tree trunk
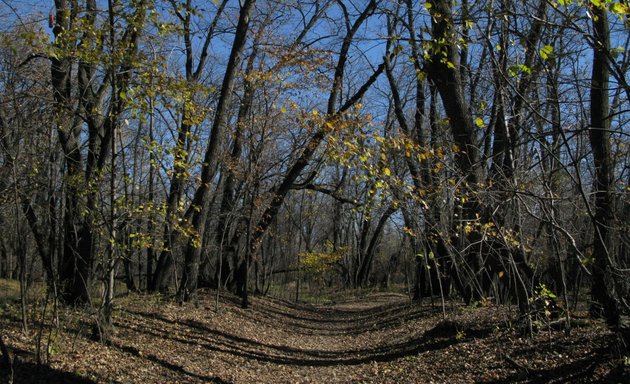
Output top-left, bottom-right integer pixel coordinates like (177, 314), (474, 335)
(178, 0), (257, 303)
(588, 4), (628, 348)
(214, 44), (259, 292)
(426, 0), (480, 188)
(51, 0), (147, 304)
(425, 0), (482, 305)
(150, 0), (228, 294)
(356, 206), (396, 287)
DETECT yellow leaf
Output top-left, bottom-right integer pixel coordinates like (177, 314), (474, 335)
(475, 117), (485, 128)
(383, 167), (391, 176)
(498, 271), (505, 278)
(611, 2), (629, 15)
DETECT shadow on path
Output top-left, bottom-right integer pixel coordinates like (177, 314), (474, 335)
(112, 342), (232, 384)
(8, 361), (96, 384)
(478, 345), (622, 384)
(115, 303), (456, 368)
(239, 299), (445, 336)
(103, 293), (618, 383)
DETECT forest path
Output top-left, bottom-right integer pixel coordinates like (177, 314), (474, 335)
(110, 291), (452, 383)
(2, 290), (620, 383)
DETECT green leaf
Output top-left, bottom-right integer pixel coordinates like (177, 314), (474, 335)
(539, 45), (553, 60)
(508, 64), (532, 76)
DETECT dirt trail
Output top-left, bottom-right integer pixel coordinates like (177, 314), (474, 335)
(111, 292), (445, 383)
(2, 291), (623, 383)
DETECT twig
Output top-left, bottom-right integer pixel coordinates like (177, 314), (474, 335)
(504, 354), (530, 373)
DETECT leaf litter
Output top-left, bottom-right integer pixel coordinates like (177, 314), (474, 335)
(1, 290), (627, 383)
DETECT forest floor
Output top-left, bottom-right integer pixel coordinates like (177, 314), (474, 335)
(1, 284), (628, 383)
